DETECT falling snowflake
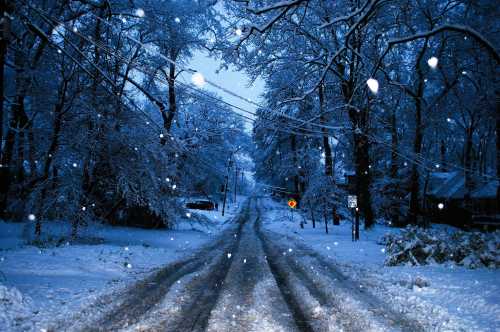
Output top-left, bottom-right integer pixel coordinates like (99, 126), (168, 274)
(174, 17), (181, 23)
(427, 56), (438, 69)
(191, 72), (206, 87)
(366, 78), (379, 94)
(135, 8), (145, 17)
(28, 214), (36, 221)
(227, 253), (232, 259)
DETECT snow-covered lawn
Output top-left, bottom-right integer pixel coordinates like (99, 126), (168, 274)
(0, 198), (244, 331)
(262, 199), (500, 331)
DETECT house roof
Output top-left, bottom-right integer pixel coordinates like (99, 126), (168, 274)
(427, 172), (497, 200)
(472, 180), (498, 199)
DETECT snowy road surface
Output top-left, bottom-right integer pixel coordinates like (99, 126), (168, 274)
(54, 197), (429, 332)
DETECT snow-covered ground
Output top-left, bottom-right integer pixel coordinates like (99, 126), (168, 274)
(0, 197), (244, 331)
(261, 198), (500, 331)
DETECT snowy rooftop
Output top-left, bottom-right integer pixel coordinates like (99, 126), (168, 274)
(428, 172), (497, 200)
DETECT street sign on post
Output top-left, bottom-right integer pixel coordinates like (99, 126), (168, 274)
(347, 195), (357, 208)
(347, 195), (359, 241)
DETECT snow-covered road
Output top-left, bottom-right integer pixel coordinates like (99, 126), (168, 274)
(55, 197), (428, 332)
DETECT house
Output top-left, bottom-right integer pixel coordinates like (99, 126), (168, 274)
(424, 171), (499, 229)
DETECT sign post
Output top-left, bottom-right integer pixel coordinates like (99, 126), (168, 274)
(347, 195), (359, 241)
(288, 198), (297, 223)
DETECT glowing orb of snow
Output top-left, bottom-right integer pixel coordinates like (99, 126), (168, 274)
(126, 263), (132, 268)
(72, 163), (78, 168)
(135, 8), (145, 17)
(172, 184), (177, 190)
(427, 56), (438, 69)
(438, 202), (444, 210)
(28, 214), (36, 221)
(81, 206), (86, 211)
(186, 212), (191, 218)
(227, 253), (232, 259)
(366, 78), (379, 94)
(174, 17), (181, 23)
(159, 133), (164, 138)
(235, 28), (242, 36)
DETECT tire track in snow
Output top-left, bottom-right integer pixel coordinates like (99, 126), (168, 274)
(259, 220), (426, 332)
(142, 199), (251, 331)
(254, 206), (316, 332)
(206, 201), (299, 332)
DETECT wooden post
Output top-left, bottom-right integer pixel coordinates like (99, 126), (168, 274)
(234, 167), (238, 203)
(222, 174), (229, 216)
(355, 207), (360, 241)
(309, 202), (316, 228)
(323, 200), (328, 234)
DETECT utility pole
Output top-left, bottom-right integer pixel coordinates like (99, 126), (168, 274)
(234, 167), (238, 203)
(221, 147), (241, 216)
(221, 158), (232, 216)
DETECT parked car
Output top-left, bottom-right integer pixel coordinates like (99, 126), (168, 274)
(186, 200), (217, 211)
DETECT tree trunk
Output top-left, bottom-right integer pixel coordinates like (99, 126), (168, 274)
(390, 109), (400, 226)
(291, 133), (300, 199)
(319, 84), (337, 225)
(354, 129), (374, 228)
(0, 47), (29, 217)
(408, 42), (427, 226)
(408, 102), (422, 225)
(165, 62), (177, 132)
(464, 126), (474, 215)
(496, 90), (500, 213)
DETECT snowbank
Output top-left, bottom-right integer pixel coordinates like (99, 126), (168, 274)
(383, 226), (500, 268)
(0, 283), (34, 331)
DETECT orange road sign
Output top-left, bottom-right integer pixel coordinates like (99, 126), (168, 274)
(288, 198), (297, 209)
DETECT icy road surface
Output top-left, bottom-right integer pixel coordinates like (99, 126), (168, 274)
(58, 197), (426, 332)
